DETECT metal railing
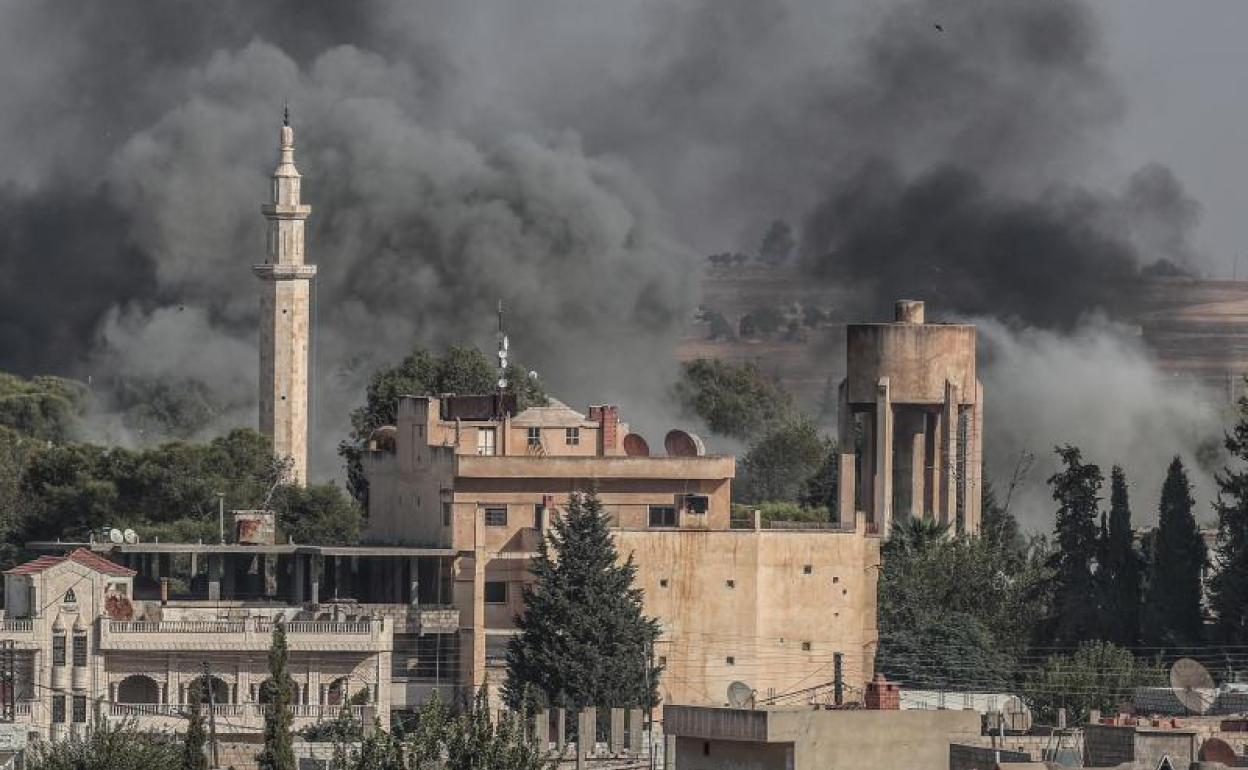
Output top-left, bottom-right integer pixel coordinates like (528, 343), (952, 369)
(0, 620), (32, 632)
(105, 618), (378, 635)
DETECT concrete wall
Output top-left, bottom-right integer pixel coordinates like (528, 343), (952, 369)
(667, 707), (981, 770)
(617, 529), (879, 707)
(949, 743), (1031, 770)
(1085, 725), (1200, 769)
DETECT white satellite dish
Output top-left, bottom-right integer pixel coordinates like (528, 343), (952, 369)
(1170, 658), (1216, 715)
(108, 529), (123, 544)
(122, 529), (138, 545)
(727, 681), (755, 708)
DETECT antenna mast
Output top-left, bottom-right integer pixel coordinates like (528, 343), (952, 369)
(496, 299), (510, 391)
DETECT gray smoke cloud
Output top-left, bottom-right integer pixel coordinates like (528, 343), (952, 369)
(0, 0), (1233, 517)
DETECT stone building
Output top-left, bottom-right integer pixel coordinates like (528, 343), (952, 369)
(360, 394), (882, 709)
(836, 300), (983, 536)
(254, 110), (316, 485)
(0, 546), (392, 741)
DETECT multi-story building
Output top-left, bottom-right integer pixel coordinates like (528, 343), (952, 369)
(361, 393), (882, 708)
(0, 545), (393, 741)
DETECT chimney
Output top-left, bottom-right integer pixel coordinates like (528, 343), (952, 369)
(589, 405), (621, 456)
(864, 674), (900, 710)
(894, 299), (925, 324)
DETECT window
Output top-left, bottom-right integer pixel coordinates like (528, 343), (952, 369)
(832, 576), (839, 584)
(484, 582), (508, 604)
(442, 502), (452, 527)
(51, 696), (65, 723)
(527, 427), (541, 447)
(484, 507), (508, 527)
(72, 695), (86, 723)
(477, 427), (496, 456)
(725, 656), (735, 666)
(725, 580), (735, 589)
(52, 635), (65, 666)
(72, 633), (87, 666)
(658, 656), (667, 667)
(63, 589), (76, 604)
(801, 641), (812, 652)
(659, 579), (669, 588)
(533, 503), (545, 530)
(565, 427), (580, 446)
(648, 506), (677, 528)
(803, 565), (813, 575)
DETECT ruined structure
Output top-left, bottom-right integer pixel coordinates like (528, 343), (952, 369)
(253, 110), (315, 484)
(836, 300), (982, 535)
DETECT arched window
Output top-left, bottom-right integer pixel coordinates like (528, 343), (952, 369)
(326, 677), (348, 707)
(116, 675), (160, 705)
(185, 675), (230, 705)
(62, 589), (76, 604)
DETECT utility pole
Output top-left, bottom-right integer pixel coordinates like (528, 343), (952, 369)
(203, 660), (220, 769)
(216, 492), (226, 545)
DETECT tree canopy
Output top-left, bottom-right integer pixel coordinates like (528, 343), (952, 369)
(504, 489), (661, 709)
(673, 358), (792, 442)
(1141, 457), (1205, 646)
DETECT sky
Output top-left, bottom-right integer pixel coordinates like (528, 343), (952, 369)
(0, 0), (1245, 528)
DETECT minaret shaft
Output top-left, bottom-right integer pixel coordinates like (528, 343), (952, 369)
(253, 120), (316, 485)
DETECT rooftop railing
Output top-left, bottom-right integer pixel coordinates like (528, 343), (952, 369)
(104, 617), (381, 635)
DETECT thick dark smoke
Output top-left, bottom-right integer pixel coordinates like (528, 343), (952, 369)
(0, 0), (1227, 514)
(795, 0), (1202, 326)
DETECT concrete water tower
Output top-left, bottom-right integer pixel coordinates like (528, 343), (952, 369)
(836, 300), (982, 536)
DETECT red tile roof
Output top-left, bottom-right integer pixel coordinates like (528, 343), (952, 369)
(5, 548), (135, 578)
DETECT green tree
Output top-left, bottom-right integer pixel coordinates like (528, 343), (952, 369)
(341, 346), (547, 503)
(0, 372), (88, 443)
(672, 358), (792, 442)
(504, 490), (661, 709)
(270, 483), (361, 545)
(1022, 641), (1165, 723)
(980, 481), (1026, 563)
(736, 417), (825, 503)
(1141, 457), (1206, 646)
(877, 518), (1051, 691)
(182, 679), (209, 770)
(1045, 445), (1103, 647)
(738, 307), (786, 338)
(257, 624), (296, 770)
(1098, 467), (1143, 647)
(1212, 391), (1248, 643)
(798, 438), (840, 513)
(26, 718), (181, 770)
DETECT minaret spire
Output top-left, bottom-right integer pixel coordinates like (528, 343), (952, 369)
(253, 112), (317, 485)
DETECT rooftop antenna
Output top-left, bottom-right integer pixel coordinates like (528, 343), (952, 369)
(496, 299), (510, 391)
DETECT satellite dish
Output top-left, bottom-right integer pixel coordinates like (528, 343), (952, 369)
(123, 529), (138, 545)
(108, 529), (123, 544)
(623, 433), (651, 457)
(1002, 696), (1033, 733)
(1200, 738), (1237, 765)
(1170, 657), (1215, 714)
(664, 429), (706, 458)
(727, 681), (755, 708)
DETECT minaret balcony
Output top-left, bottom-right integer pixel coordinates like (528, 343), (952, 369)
(261, 203), (311, 218)
(252, 264), (318, 281)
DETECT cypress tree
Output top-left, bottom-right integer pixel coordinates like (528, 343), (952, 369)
(503, 489), (662, 709)
(181, 679), (209, 770)
(1142, 457), (1206, 646)
(257, 623), (296, 770)
(1099, 466), (1143, 646)
(1046, 445), (1103, 647)
(1212, 394), (1248, 642)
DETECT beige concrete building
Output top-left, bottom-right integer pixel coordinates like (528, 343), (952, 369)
(361, 394), (881, 708)
(0, 547), (392, 741)
(837, 300), (983, 536)
(663, 704), (981, 770)
(253, 111), (316, 485)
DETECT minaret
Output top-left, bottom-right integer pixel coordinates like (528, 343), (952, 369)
(253, 108), (316, 484)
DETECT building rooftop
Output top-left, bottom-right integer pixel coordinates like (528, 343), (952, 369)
(6, 547), (136, 577)
(25, 542), (456, 557)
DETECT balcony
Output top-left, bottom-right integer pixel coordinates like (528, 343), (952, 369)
(99, 617), (389, 652)
(455, 454), (735, 481)
(107, 702), (369, 731)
